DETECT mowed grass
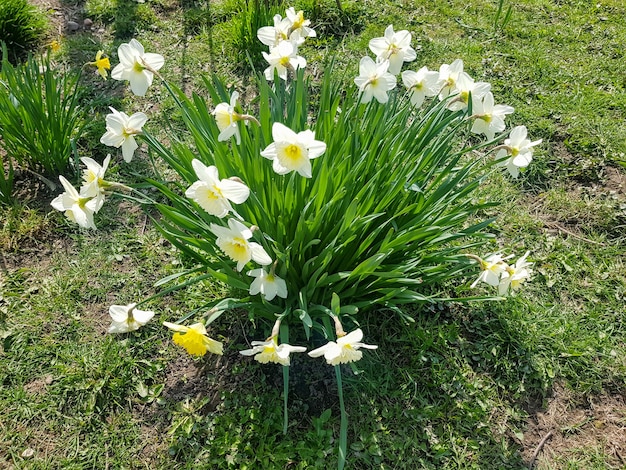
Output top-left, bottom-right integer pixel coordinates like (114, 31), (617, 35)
(1, 0), (626, 468)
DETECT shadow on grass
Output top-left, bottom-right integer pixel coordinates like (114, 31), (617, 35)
(151, 299), (555, 468)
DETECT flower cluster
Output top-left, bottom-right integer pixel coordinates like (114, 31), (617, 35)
(470, 252), (534, 296)
(352, 30), (541, 177)
(50, 15), (537, 370)
(259, 7), (315, 81)
(48, 13), (546, 467)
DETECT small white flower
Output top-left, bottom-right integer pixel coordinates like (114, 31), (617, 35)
(285, 7), (316, 40)
(110, 39), (164, 96)
(108, 303), (155, 333)
(470, 92), (514, 140)
(51, 176), (102, 230)
(438, 59), (465, 100)
(247, 268), (287, 301)
(185, 159), (249, 218)
(100, 107), (147, 163)
(80, 154), (111, 198)
(213, 91), (242, 144)
(496, 125), (542, 178)
(368, 25), (417, 75)
(257, 14), (295, 47)
(260, 122), (326, 178)
(209, 219), (272, 271)
(262, 40), (306, 81)
(308, 328), (378, 365)
(401, 66), (441, 107)
(354, 57), (397, 104)
(471, 253), (509, 288)
(446, 72), (491, 112)
(240, 337), (306, 366)
(499, 252), (533, 295)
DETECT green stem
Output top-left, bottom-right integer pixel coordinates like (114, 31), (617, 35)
(282, 365), (289, 434)
(280, 322), (290, 434)
(334, 365), (348, 470)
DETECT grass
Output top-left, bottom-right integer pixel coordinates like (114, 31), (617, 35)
(1, 0), (626, 468)
(0, 0), (48, 63)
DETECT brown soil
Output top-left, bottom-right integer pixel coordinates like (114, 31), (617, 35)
(523, 384), (626, 469)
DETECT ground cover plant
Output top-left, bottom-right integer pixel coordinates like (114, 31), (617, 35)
(1, 0), (625, 468)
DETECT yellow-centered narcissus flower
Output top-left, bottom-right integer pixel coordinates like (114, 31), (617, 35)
(50, 176), (103, 230)
(80, 155), (111, 198)
(368, 25), (416, 75)
(111, 39), (164, 96)
(260, 122), (326, 178)
(495, 126), (542, 178)
(470, 253), (509, 288)
(308, 328), (377, 365)
(185, 159), (249, 218)
(247, 268), (287, 301)
(163, 322), (223, 357)
(240, 337), (306, 366)
(354, 56), (397, 104)
(100, 107), (148, 162)
(498, 252), (533, 296)
(209, 219), (272, 271)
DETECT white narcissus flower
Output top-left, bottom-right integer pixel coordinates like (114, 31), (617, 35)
(111, 39), (164, 96)
(80, 154), (111, 198)
(257, 14), (295, 47)
(185, 159), (249, 218)
(240, 337), (306, 366)
(470, 92), (515, 140)
(108, 303), (155, 333)
(285, 7), (316, 40)
(438, 59), (465, 100)
(368, 25), (417, 75)
(499, 252), (533, 295)
(100, 107), (147, 163)
(163, 322), (223, 356)
(51, 176), (102, 230)
(308, 328), (378, 365)
(247, 268), (288, 301)
(401, 66), (441, 107)
(262, 40), (306, 81)
(260, 122), (326, 178)
(213, 91), (242, 144)
(471, 253), (509, 288)
(496, 125), (542, 178)
(209, 219), (272, 271)
(446, 72), (491, 112)
(354, 57), (397, 104)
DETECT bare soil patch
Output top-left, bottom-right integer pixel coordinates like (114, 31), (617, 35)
(523, 384), (626, 469)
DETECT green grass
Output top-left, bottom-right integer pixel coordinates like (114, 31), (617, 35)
(1, 0), (625, 468)
(0, 0), (48, 63)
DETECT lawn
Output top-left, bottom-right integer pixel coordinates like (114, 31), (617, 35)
(1, 0), (625, 468)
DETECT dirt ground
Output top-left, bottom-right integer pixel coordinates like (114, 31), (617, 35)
(522, 384), (626, 469)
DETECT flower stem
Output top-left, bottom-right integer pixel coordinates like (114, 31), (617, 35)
(334, 365), (348, 470)
(282, 364), (289, 435)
